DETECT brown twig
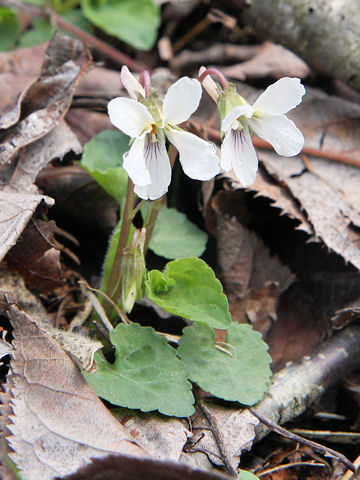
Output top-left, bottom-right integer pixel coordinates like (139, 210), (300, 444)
(197, 399), (238, 478)
(191, 119), (360, 168)
(249, 408), (358, 475)
(0, 0), (149, 72)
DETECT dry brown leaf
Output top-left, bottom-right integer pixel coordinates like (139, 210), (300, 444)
(0, 43), (46, 117)
(0, 122), (81, 262)
(250, 171), (314, 235)
(2, 301), (146, 480)
(6, 120), (82, 192)
(186, 405), (258, 471)
(0, 264), (102, 371)
(59, 454), (231, 480)
(5, 219), (64, 294)
(222, 42), (311, 81)
(0, 37), (82, 262)
(0, 33), (89, 165)
(0, 192), (54, 261)
(228, 84), (360, 269)
(212, 190), (294, 333)
(116, 410), (190, 461)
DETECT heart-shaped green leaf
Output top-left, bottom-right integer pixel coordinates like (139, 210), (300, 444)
(178, 323), (272, 405)
(148, 206), (208, 259)
(81, 0), (160, 51)
(83, 323), (195, 417)
(81, 130), (129, 205)
(146, 257), (231, 329)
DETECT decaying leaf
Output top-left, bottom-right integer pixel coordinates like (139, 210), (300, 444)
(0, 43), (46, 117)
(187, 405), (258, 471)
(0, 192), (54, 262)
(5, 218), (64, 294)
(0, 32), (89, 164)
(59, 454), (232, 480)
(212, 190), (294, 333)
(0, 33), (83, 262)
(0, 264), (102, 371)
(222, 42), (311, 81)
(1, 301), (146, 480)
(115, 410), (190, 461)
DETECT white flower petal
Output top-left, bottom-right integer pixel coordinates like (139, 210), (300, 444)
(219, 130), (233, 171)
(253, 77), (306, 115)
(123, 133), (151, 186)
(199, 66), (219, 102)
(120, 66), (145, 100)
(220, 127), (258, 187)
(165, 128), (220, 180)
(248, 113), (304, 156)
(221, 105), (254, 132)
(108, 97), (153, 138)
(133, 135), (171, 200)
(162, 77), (202, 126)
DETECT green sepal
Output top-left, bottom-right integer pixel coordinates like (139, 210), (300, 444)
(217, 83), (248, 128)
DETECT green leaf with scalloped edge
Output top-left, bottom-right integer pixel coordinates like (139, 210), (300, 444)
(148, 206), (208, 259)
(81, 129), (129, 205)
(81, 0), (160, 51)
(83, 323), (195, 417)
(178, 323), (272, 405)
(146, 257), (231, 329)
(0, 7), (20, 51)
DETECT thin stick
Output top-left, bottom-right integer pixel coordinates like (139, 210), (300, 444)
(197, 399), (238, 478)
(249, 408), (358, 474)
(0, 0), (149, 72)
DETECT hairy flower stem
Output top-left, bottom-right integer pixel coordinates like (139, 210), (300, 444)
(104, 177), (136, 314)
(143, 197), (163, 255)
(139, 70), (151, 97)
(198, 68), (228, 89)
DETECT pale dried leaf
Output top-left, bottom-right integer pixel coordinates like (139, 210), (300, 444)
(188, 405), (258, 470)
(3, 303), (146, 480)
(116, 410), (190, 461)
(0, 334), (12, 361)
(0, 43), (46, 119)
(213, 195), (294, 330)
(0, 32), (88, 164)
(0, 192), (54, 261)
(249, 171), (314, 235)
(8, 121), (82, 191)
(0, 265), (102, 371)
(222, 42), (311, 81)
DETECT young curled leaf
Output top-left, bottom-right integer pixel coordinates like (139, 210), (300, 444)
(146, 257), (231, 329)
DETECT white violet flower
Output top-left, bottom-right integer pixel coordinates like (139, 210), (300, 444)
(201, 72), (305, 187)
(108, 68), (220, 200)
